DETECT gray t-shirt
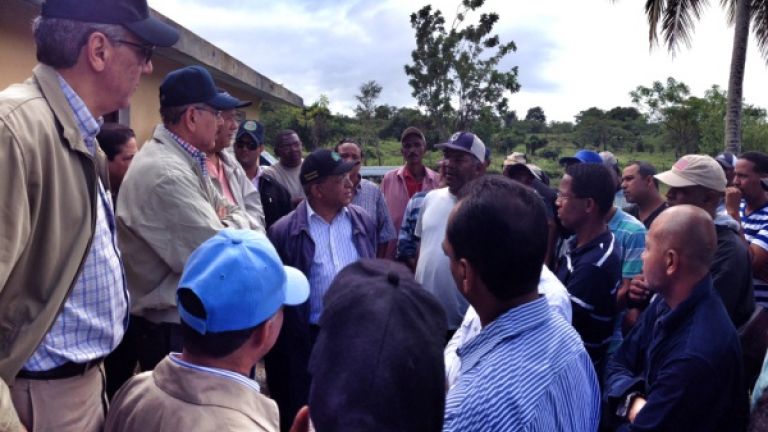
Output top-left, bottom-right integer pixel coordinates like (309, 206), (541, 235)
(262, 162), (305, 201)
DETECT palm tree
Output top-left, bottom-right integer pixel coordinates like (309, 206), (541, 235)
(637, 0), (768, 154)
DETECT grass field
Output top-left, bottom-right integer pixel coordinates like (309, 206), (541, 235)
(358, 138), (680, 186)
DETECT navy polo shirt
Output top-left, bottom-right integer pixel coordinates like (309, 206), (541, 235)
(556, 230), (622, 364)
(604, 276), (749, 431)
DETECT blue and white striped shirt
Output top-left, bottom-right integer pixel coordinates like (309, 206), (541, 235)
(740, 201), (768, 306)
(24, 75), (128, 371)
(443, 297), (600, 432)
(168, 353), (260, 393)
(307, 204), (359, 324)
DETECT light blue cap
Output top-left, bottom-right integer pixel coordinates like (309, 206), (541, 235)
(178, 229), (309, 334)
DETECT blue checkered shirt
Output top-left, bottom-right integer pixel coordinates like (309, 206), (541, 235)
(167, 129), (208, 178)
(23, 75), (129, 371)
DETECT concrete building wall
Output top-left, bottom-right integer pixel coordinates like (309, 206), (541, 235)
(0, 0), (298, 145)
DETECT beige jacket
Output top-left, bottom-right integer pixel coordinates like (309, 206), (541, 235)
(0, 64), (110, 382)
(213, 148), (266, 232)
(105, 356), (279, 432)
(117, 125), (249, 324)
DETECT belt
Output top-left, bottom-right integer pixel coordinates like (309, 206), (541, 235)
(17, 357), (104, 380)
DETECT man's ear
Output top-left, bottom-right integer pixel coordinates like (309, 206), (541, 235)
(84, 31), (111, 72)
(665, 249), (679, 276)
(457, 257), (474, 296)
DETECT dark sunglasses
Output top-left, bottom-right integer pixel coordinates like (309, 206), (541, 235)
(235, 139), (261, 150)
(116, 39), (155, 64)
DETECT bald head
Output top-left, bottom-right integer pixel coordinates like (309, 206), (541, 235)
(649, 205), (716, 276)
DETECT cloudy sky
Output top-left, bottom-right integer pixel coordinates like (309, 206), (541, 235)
(148, 0), (768, 122)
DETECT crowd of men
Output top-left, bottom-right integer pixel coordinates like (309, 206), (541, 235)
(4, 1), (768, 431)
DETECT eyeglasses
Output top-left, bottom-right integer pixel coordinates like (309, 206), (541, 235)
(115, 39), (155, 64)
(235, 139), (261, 150)
(192, 105), (222, 119)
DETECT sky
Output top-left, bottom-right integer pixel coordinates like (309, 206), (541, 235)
(147, 0), (768, 123)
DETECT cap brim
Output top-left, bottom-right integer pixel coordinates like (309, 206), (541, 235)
(654, 170), (698, 188)
(236, 129), (262, 145)
(207, 92), (245, 110)
(332, 160), (356, 176)
(283, 266), (310, 306)
(559, 156), (580, 166)
(124, 17), (180, 47)
(437, 142), (474, 156)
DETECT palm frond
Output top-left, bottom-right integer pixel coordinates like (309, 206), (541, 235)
(645, 0), (666, 46)
(753, 0), (768, 62)
(660, 0), (709, 53)
(721, 0), (737, 24)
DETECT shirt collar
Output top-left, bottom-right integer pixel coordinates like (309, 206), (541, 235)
(458, 296), (550, 372)
(168, 353), (260, 393)
(307, 200), (349, 221)
(167, 128), (209, 178)
(656, 276), (713, 331)
(57, 73), (102, 154)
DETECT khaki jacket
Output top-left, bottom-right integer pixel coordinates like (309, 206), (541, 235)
(117, 125), (249, 324)
(0, 64), (109, 382)
(213, 148), (266, 232)
(105, 356), (279, 432)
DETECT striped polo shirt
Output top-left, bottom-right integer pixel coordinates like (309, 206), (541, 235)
(740, 201), (768, 306)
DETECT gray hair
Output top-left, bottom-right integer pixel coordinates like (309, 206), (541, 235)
(160, 104), (194, 126)
(32, 16), (127, 68)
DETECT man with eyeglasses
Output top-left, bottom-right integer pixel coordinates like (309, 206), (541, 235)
(234, 120), (293, 230)
(554, 163), (621, 372)
(116, 66), (250, 378)
(0, 0), (178, 430)
(267, 149), (378, 430)
(204, 91), (266, 233)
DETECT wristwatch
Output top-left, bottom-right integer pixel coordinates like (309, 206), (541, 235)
(616, 391), (643, 419)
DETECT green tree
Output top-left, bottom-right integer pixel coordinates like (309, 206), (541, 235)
(630, 0), (768, 153)
(354, 80), (384, 164)
(404, 0), (520, 139)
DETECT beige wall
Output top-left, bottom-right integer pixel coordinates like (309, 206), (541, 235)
(0, 0), (263, 147)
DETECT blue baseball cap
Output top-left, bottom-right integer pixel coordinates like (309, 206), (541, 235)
(437, 131), (486, 162)
(178, 229), (309, 334)
(159, 66), (244, 110)
(559, 149), (603, 166)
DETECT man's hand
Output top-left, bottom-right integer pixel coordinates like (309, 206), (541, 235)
(725, 186), (742, 219)
(628, 275), (651, 305)
(628, 396), (647, 423)
(216, 205), (227, 220)
(289, 406), (311, 432)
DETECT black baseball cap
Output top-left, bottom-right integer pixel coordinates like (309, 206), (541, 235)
(159, 66), (242, 110)
(300, 149), (355, 185)
(308, 259), (447, 432)
(41, 0), (179, 47)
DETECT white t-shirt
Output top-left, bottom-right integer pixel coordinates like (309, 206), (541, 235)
(444, 265), (572, 388)
(414, 187), (468, 330)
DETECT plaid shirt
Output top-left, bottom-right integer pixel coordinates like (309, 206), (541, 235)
(168, 130), (208, 178)
(23, 75), (128, 371)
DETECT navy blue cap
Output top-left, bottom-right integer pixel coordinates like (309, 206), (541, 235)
(300, 149), (355, 185)
(41, 0), (179, 47)
(559, 149), (603, 166)
(437, 131), (486, 162)
(159, 66), (241, 109)
(236, 120), (264, 145)
(308, 259), (447, 431)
